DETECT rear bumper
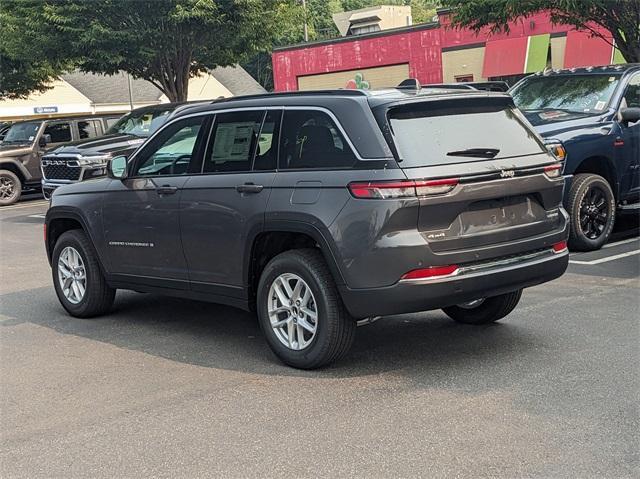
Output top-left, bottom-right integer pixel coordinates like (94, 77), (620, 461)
(339, 247), (569, 318)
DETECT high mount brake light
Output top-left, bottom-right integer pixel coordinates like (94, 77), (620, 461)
(544, 163), (563, 178)
(401, 265), (459, 280)
(348, 178), (459, 199)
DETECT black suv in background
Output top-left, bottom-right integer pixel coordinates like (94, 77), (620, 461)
(0, 115), (119, 205)
(45, 87), (569, 368)
(40, 104), (186, 199)
(510, 64), (640, 250)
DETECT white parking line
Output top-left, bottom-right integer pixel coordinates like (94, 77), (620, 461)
(28, 214), (46, 219)
(570, 249), (640, 265)
(0, 201), (49, 211)
(602, 237), (639, 249)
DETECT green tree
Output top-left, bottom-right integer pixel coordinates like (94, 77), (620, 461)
(0, 0), (71, 99)
(1, 0), (288, 102)
(439, 0), (640, 63)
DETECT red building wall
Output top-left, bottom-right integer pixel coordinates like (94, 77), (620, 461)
(273, 12), (615, 92)
(272, 26), (443, 92)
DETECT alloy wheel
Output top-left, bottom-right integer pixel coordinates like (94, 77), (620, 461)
(57, 246), (87, 304)
(579, 185), (609, 240)
(0, 176), (17, 201)
(267, 273), (318, 351)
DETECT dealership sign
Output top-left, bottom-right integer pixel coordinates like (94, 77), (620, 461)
(33, 106), (59, 114)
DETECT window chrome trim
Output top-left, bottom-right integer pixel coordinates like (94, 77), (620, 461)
(125, 105), (390, 169)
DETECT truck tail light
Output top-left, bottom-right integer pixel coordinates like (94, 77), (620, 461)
(43, 223), (47, 243)
(544, 163), (563, 178)
(348, 178), (459, 199)
(401, 265), (459, 280)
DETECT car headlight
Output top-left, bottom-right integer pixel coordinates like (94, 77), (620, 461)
(545, 140), (566, 162)
(77, 155), (110, 166)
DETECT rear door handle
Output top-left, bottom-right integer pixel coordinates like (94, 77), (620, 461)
(156, 185), (178, 195)
(236, 183), (264, 194)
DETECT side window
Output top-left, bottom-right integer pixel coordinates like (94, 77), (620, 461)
(254, 110), (281, 171)
(203, 110), (264, 173)
(44, 122), (72, 143)
(279, 110), (357, 169)
(77, 120), (101, 139)
(105, 117), (120, 129)
(622, 73), (640, 108)
(133, 116), (205, 177)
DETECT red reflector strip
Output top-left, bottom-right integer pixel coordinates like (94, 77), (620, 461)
(415, 178), (459, 187)
(614, 139), (624, 147)
(43, 223), (47, 243)
(552, 240), (568, 253)
(401, 265), (459, 280)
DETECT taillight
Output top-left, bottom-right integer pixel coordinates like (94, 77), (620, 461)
(401, 265), (459, 280)
(415, 178), (459, 196)
(348, 180), (416, 199)
(43, 223), (47, 243)
(544, 163), (563, 178)
(552, 240), (568, 253)
(348, 178), (459, 199)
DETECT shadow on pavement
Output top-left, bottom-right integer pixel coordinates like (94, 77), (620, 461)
(1, 285), (546, 382)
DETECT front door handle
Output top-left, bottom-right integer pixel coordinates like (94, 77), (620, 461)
(236, 183), (264, 194)
(156, 185), (178, 195)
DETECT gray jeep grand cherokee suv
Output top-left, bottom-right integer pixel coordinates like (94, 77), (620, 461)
(45, 87), (569, 369)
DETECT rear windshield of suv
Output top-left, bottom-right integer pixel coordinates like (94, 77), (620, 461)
(388, 102), (545, 168)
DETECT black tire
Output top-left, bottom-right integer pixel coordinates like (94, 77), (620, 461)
(442, 290), (523, 325)
(0, 169), (22, 206)
(257, 249), (356, 369)
(567, 173), (615, 251)
(52, 229), (115, 318)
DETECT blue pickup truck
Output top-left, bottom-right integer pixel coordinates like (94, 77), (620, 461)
(510, 64), (639, 251)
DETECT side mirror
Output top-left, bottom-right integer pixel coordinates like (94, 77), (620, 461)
(619, 107), (640, 124)
(39, 134), (52, 147)
(107, 155), (128, 179)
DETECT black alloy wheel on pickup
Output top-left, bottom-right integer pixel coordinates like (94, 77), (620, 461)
(567, 174), (615, 251)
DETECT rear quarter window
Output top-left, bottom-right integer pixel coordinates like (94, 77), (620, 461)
(388, 102), (545, 168)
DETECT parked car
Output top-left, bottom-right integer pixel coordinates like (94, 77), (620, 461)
(0, 114), (119, 206)
(40, 103), (189, 199)
(45, 86), (569, 369)
(510, 64), (640, 250)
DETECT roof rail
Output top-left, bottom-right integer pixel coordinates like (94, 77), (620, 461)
(397, 78), (421, 91)
(208, 89), (369, 104)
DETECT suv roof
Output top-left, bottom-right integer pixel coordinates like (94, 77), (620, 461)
(174, 87), (510, 118)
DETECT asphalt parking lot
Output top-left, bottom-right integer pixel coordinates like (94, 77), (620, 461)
(1, 197), (638, 478)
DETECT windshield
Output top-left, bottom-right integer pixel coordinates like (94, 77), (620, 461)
(2, 122), (42, 145)
(388, 103), (545, 168)
(106, 108), (173, 137)
(511, 74), (621, 115)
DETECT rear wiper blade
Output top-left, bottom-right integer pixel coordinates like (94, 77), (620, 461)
(446, 148), (500, 158)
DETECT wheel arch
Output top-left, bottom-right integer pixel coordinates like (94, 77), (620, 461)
(245, 221), (346, 311)
(45, 208), (105, 272)
(0, 159), (31, 183)
(572, 155), (619, 200)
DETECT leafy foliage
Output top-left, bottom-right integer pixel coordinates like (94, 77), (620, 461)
(1, 0), (288, 102)
(0, 0), (72, 99)
(439, 0), (640, 63)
